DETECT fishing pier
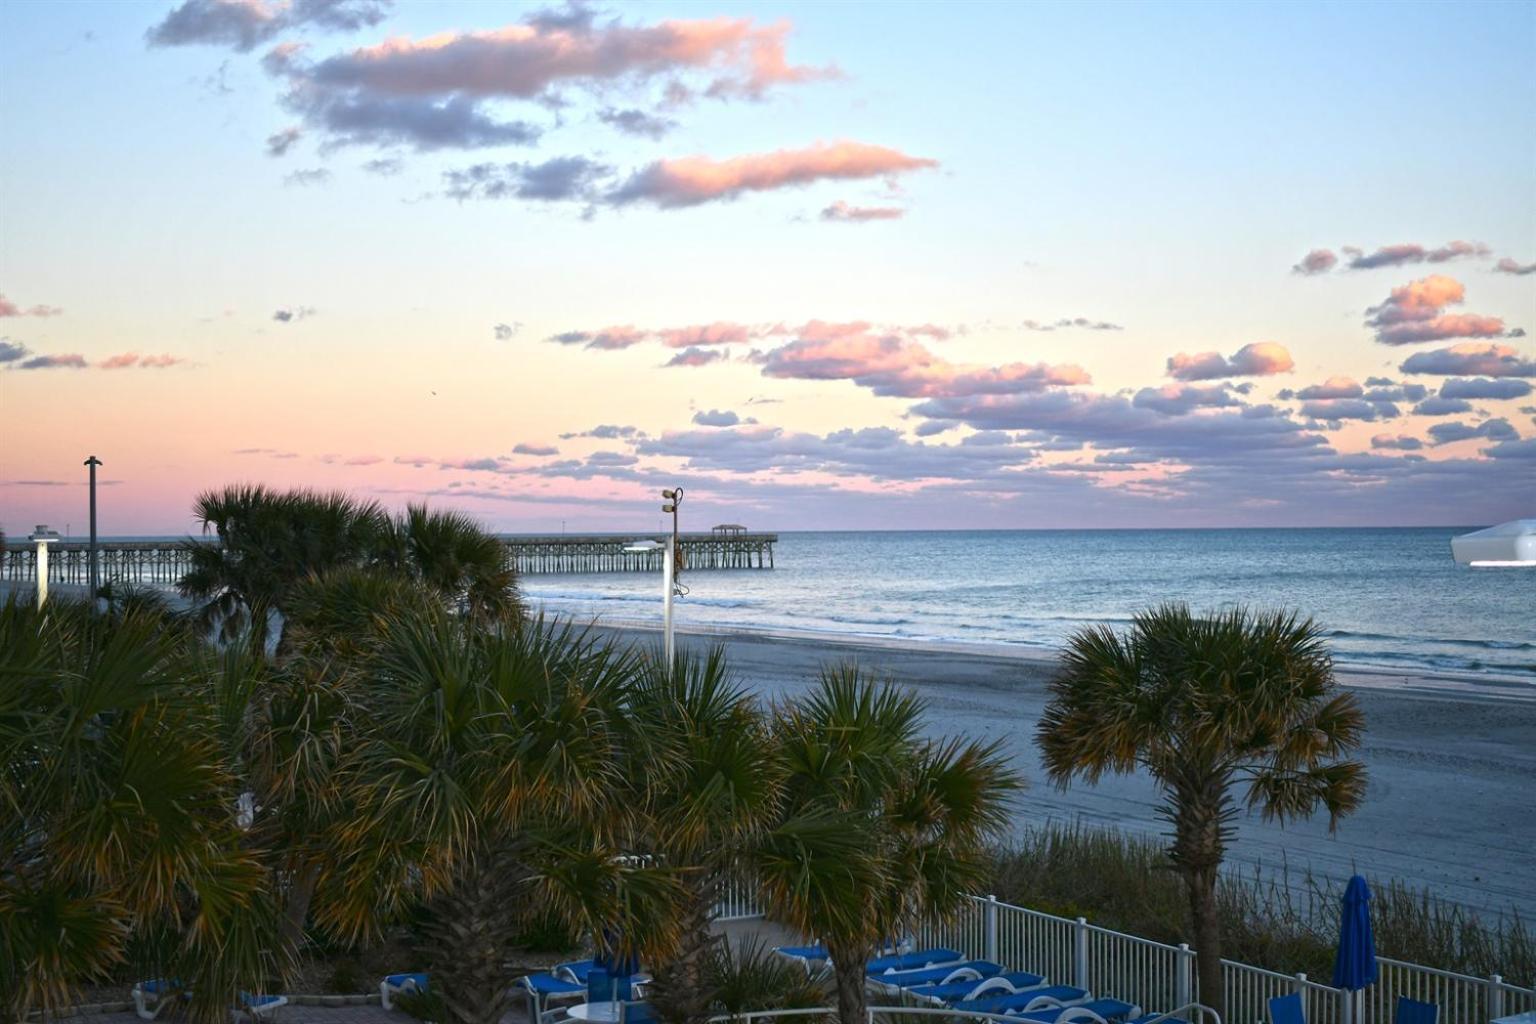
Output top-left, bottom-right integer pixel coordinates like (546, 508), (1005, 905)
(0, 531), (778, 587)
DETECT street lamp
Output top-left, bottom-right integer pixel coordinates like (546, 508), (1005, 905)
(623, 487), (685, 668)
(84, 455), (102, 597)
(1451, 519), (1536, 568)
(28, 525), (61, 609)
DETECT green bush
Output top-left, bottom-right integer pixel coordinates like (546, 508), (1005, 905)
(707, 938), (833, 1017)
(982, 823), (1533, 986)
(395, 987), (446, 1023)
(328, 960), (365, 994)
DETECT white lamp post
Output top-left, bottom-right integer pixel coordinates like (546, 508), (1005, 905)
(622, 486), (685, 668)
(28, 525), (61, 609)
(1451, 520), (1536, 568)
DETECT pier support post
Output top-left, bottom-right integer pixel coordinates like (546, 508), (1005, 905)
(663, 536), (676, 668)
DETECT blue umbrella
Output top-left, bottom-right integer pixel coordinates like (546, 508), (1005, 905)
(1332, 875), (1378, 991)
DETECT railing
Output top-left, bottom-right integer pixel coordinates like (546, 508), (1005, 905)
(917, 895), (1193, 1020)
(744, 888), (1533, 1024)
(713, 870), (764, 922)
(1370, 957), (1536, 1023)
(705, 1003), (1224, 1024)
(1221, 961), (1344, 1024)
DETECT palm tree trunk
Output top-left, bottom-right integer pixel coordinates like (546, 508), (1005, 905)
(279, 862), (320, 953)
(825, 941), (869, 1024)
(1184, 866), (1224, 1022)
(1170, 775), (1230, 1023)
(424, 847), (521, 1024)
(645, 873), (721, 1024)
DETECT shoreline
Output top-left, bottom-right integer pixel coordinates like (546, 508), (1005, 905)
(580, 612), (1536, 703)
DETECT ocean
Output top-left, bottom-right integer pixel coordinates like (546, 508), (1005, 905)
(520, 527), (1536, 682)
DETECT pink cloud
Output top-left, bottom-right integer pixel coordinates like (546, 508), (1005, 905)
(1167, 341), (1294, 381)
(309, 15), (832, 100)
(98, 353), (186, 369)
(610, 141), (937, 208)
(1495, 257), (1536, 276)
(0, 293), (63, 317)
(821, 200), (905, 222)
(1366, 274), (1505, 345)
(762, 329), (1089, 399)
(656, 321), (757, 347)
(1291, 249), (1337, 275)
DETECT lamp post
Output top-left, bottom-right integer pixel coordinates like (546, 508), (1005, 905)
(84, 455), (102, 597)
(661, 488), (683, 668)
(28, 525), (61, 609)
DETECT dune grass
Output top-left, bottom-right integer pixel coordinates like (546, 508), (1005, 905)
(982, 823), (1533, 987)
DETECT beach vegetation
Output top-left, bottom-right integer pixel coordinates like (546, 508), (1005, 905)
(1037, 604), (1368, 1019)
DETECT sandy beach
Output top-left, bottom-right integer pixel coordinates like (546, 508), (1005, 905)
(600, 622), (1536, 920)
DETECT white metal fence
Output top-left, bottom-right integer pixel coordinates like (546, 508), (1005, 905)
(720, 887), (1535, 1024)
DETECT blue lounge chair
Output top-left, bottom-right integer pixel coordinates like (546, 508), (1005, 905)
(1009, 998), (1141, 1023)
(909, 971), (1047, 1005)
(1268, 993), (1305, 1024)
(520, 972), (586, 1017)
(1127, 1015), (1190, 1024)
(952, 984), (1091, 1015)
(560, 959), (602, 984)
(380, 973), (429, 1011)
(1393, 998), (1438, 1024)
(868, 947), (966, 973)
(774, 944), (829, 964)
(621, 1001), (657, 1024)
(237, 994), (289, 1022)
(868, 959), (1003, 988)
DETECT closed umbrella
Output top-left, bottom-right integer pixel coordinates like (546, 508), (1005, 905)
(1332, 875), (1378, 992)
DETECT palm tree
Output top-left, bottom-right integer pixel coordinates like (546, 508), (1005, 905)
(0, 595), (287, 1023)
(757, 665), (1020, 1024)
(625, 647), (786, 1024)
(180, 485), (390, 649)
(313, 609), (681, 1024)
(180, 487), (522, 652)
(1036, 604), (1367, 1021)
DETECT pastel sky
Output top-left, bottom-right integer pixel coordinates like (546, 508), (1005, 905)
(2, 0), (1534, 536)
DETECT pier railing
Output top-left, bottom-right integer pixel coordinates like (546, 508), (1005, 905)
(0, 532), (778, 587)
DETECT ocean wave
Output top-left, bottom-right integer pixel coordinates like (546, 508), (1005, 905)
(1326, 629), (1535, 652)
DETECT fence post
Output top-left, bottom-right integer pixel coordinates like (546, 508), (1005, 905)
(1175, 944), (1192, 1011)
(984, 895), (999, 964)
(1489, 974), (1504, 1020)
(1294, 974), (1308, 1020)
(1074, 917), (1090, 992)
(1339, 986), (1354, 1024)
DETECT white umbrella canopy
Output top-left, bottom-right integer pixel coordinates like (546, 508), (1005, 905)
(1450, 519), (1536, 567)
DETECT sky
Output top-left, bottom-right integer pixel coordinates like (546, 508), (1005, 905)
(2, 0), (1534, 537)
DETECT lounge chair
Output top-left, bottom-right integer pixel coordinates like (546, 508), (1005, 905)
(774, 943), (830, 966)
(1268, 993), (1305, 1024)
(1393, 998), (1438, 1024)
(132, 982), (285, 1022)
(1126, 1016), (1189, 1024)
(1008, 998), (1141, 1023)
(908, 971), (1047, 1005)
(951, 984), (1091, 1015)
(132, 980), (184, 1020)
(520, 972), (586, 1017)
(380, 973), (429, 1011)
(620, 1001), (658, 1024)
(867, 959), (1003, 989)
(868, 947), (966, 973)
(237, 994), (288, 1022)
